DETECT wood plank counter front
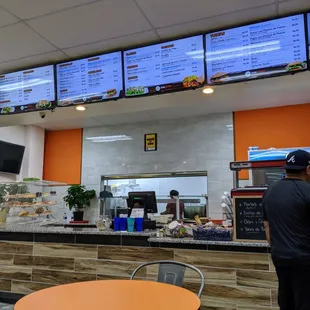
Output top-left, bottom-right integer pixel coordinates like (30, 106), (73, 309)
(0, 228), (278, 310)
(15, 280), (201, 310)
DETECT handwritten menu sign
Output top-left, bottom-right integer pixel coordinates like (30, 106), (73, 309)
(206, 14), (307, 84)
(233, 196), (266, 242)
(124, 35), (205, 97)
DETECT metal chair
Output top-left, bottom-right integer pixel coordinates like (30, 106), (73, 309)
(130, 260), (205, 298)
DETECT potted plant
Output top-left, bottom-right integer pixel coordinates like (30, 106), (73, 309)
(63, 185), (96, 221)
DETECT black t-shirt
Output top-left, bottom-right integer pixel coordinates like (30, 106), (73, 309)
(263, 178), (310, 266)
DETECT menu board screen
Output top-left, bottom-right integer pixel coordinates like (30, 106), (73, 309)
(0, 65), (55, 115)
(206, 14), (307, 84)
(307, 13), (310, 58)
(57, 51), (123, 106)
(124, 35), (205, 97)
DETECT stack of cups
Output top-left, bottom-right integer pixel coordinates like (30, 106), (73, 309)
(113, 218), (121, 231)
(127, 218), (135, 232)
(135, 218), (144, 232)
(119, 218), (127, 231)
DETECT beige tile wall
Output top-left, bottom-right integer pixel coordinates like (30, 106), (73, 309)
(0, 241), (278, 309)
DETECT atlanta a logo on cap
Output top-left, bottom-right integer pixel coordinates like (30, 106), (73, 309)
(287, 155), (296, 163)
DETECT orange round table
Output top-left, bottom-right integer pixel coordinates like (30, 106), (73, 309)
(14, 280), (201, 310)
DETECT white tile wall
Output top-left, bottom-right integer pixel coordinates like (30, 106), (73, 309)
(81, 113), (234, 219)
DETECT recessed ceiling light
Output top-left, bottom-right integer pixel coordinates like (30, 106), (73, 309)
(202, 87), (214, 94)
(76, 106), (86, 111)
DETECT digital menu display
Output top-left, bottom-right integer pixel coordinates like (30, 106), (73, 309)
(124, 35), (205, 97)
(206, 14), (307, 84)
(0, 65), (55, 115)
(307, 13), (310, 58)
(57, 51), (123, 106)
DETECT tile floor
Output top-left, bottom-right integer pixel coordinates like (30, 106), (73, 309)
(0, 303), (13, 310)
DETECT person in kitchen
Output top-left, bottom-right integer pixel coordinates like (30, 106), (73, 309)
(161, 190), (184, 220)
(262, 150), (310, 310)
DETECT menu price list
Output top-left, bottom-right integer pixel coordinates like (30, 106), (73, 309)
(308, 13), (310, 58)
(57, 51), (123, 106)
(206, 14), (307, 84)
(0, 65), (55, 115)
(234, 197), (266, 241)
(124, 35), (205, 97)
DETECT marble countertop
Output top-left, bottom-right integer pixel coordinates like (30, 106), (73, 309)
(0, 224), (155, 236)
(148, 237), (269, 247)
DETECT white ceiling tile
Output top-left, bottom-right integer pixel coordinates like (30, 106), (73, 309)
(136, 0), (276, 28)
(157, 5), (276, 39)
(26, 0), (152, 49)
(0, 51), (68, 74)
(63, 31), (159, 58)
(0, 7), (19, 27)
(0, 0), (98, 20)
(278, 0), (310, 14)
(0, 23), (56, 63)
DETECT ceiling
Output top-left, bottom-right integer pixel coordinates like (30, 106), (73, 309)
(0, 0), (308, 72)
(0, 0), (309, 129)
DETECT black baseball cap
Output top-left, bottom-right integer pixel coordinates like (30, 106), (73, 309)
(284, 150), (310, 170)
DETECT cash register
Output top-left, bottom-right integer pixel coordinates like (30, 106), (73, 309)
(126, 191), (157, 230)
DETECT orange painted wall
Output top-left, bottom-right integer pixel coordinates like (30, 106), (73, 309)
(234, 104), (310, 179)
(43, 129), (82, 184)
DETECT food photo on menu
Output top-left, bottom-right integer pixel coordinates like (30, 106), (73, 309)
(56, 52), (123, 107)
(206, 14), (307, 85)
(124, 35), (205, 97)
(0, 65), (55, 115)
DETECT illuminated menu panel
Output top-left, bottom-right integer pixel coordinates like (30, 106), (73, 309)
(0, 65), (55, 115)
(307, 13), (310, 58)
(206, 14), (307, 84)
(57, 52), (123, 106)
(124, 35), (205, 97)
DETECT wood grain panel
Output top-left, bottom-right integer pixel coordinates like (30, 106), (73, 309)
(32, 269), (96, 285)
(0, 279), (11, 292)
(237, 270), (277, 289)
(33, 243), (97, 259)
(0, 253), (13, 265)
(175, 250), (269, 270)
(147, 265), (236, 286)
(271, 290), (278, 307)
(238, 306), (279, 310)
(14, 255), (74, 271)
(205, 284), (271, 307)
(11, 280), (54, 294)
(98, 246), (174, 261)
(0, 266), (31, 281)
(0, 242), (33, 255)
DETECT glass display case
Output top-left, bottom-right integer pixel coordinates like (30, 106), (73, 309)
(0, 180), (67, 224)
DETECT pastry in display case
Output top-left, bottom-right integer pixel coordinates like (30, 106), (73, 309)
(0, 180), (67, 224)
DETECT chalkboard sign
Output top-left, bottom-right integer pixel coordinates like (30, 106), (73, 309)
(233, 196), (267, 242)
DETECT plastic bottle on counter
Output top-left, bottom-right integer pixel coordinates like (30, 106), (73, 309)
(63, 212), (67, 224)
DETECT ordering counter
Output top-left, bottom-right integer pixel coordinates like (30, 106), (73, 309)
(0, 224), (277, 310)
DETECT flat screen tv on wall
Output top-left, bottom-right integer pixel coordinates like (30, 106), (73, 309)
(0, 140), (25, 174)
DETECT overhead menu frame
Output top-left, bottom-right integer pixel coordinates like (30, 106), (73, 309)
(56, 51), (123, 107)
(123, 35), (205, 98)
(205, 14), (308, 85)
(0, 65), (56, 115)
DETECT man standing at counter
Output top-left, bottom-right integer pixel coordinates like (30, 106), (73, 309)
(263, 150), (310, 310)
(161, 190), (184, 220)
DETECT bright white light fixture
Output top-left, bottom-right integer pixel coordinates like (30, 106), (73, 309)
(86, 135), (133, 143)
(202, 87), (214, 94)
(76, 106), (86, 111)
